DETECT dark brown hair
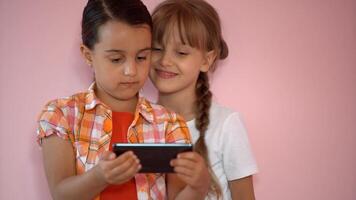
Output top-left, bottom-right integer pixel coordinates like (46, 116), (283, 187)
(152, 0), (229, 198)
(81, 0), (152, 50)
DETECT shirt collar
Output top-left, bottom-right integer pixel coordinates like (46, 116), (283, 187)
(84, 82), (155, 123)
(135, 97), (154, 123)
(85, 82), (107, 111)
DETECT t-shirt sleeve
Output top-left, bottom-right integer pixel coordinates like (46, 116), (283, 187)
(36, 102), (72, 145)
(165, 113), (192, 144)
(221, 113), (258, 180)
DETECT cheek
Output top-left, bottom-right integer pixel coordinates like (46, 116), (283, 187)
(181, 60), (200, 73)
(182, 62), (202, 80)
(151, 53), (161, 64)
(93, 65), (116, 84)
(138, 63), (150, 78)
(149, 67), (155, 81)
(92, 57), (107, 74)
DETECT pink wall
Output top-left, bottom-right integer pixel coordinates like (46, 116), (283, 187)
(1, 0), (355, 199)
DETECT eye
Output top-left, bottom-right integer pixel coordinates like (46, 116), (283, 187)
(153, 47), (162, 51)
(137, 56), (147, 61)
(137, 51), (151, 62)
(177, 51), (189, 56)
(177, 51), (188, 56)
(152, 47), (163, 53)
(111, 58), (123, 63)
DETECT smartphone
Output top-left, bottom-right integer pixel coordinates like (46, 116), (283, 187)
(112, 143), (193, 173)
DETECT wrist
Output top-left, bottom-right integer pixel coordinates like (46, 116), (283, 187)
(91, 165), (109, 188)
(187, 185), (209, 198)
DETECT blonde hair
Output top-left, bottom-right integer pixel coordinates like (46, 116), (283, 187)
(152, 0), (229, 198)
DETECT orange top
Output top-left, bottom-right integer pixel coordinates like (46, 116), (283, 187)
(37, 84), (191, 199)
(100, 112), (137, 200)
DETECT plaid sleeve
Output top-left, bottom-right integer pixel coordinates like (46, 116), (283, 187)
(165, 112), (191, 144)
(36, 101), (73, 145)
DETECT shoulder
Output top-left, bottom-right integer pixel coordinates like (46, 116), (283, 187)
(140, 98), (184, 123)
(39, 92), (87, 119)
(209, 102), (242, 126)
(204, 102), (248, 145)
(37, 92), (87, 144)
(138, 98), (190, 143)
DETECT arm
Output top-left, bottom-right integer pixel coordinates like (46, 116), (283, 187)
(167, 152), (210, 200)
(228, 176), (255, 200)
(164, 113), (210, 199)
(41, 135), (140, 200)
(166, 173), (186, 200)
(42, 135), (106, 200)
(221, 113), (258, 200)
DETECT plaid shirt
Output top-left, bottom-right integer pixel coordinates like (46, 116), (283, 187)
(37, 84), (191, 200)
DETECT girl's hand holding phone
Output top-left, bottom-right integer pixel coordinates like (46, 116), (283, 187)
(170, 152), (211, 195)
(94, 151), (141, 185)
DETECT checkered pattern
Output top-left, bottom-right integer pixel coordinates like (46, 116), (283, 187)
(37, 84), (191, 200)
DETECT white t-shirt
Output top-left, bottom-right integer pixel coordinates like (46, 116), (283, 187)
(187, 102), (258, 200)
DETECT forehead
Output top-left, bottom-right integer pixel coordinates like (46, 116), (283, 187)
(95, 20), (151, 51)
(161, 23), (186, 45)
(154, 18), (205, 50)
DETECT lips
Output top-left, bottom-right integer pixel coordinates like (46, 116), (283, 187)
(119, 81), (138, 87)
(155, 69), (178, 79)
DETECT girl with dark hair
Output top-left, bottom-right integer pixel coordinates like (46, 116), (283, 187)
(150, 0), (258, 199)
(36, 0), (209, 199)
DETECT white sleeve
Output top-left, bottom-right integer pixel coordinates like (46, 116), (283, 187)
(221, 113), (258, 180)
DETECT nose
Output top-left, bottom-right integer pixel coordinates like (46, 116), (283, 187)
(159, 51), (173, 67)
(123, 60), (137, 76)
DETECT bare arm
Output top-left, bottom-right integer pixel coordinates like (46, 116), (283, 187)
(41, 135), (140, 200)
(166, 173), (186, 200)
(228, 176), (255, 200)
(42, 135), (107, 200)
(165, 115), (208, 199)
(167, 152), (210, 200)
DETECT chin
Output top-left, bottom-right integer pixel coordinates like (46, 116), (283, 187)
(156, 86), (178, 95)
(112, 92), (138, 101)
(150, 80), (171, 93)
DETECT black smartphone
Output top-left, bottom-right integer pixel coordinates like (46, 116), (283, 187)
(112, 143), (193, 173)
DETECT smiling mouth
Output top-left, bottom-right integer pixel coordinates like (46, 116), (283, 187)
(155, 69), (178, 79)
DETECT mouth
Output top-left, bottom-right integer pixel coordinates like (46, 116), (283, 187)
(119, 81), (139, 87)
(155, 69), (178, 79)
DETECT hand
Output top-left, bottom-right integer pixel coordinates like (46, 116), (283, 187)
(94, 151), (141, 185)
(170, 152), (211, 195)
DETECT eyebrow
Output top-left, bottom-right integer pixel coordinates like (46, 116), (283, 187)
(105, 49), (124, 53)
(104, 47), (152, 53)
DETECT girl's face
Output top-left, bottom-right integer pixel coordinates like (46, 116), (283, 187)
(150, 27), (213, 96)
(82, 20), (151, 105)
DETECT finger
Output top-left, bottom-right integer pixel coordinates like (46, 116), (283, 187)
(177, 152), (203, 162)
(114, 164), (142, 183)
(99, 151), (116, 161)
(111, 161), (142, 184)
(170, 157), (196, 169)
(110, 155), (140, 177)
(173, 165), (194, 177)
(107, 151), (136, 169)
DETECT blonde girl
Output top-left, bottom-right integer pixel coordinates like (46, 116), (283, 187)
(150, 0), (258, 199)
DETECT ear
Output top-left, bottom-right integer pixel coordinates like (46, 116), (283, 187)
(80, 44), (93, 66)
(200, 50), (217, 72)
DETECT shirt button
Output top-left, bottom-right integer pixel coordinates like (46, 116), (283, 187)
(103, 118), (112, 133)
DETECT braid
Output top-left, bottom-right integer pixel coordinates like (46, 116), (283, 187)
(195, 72), (222, 198)
(195, 72), (211, 156)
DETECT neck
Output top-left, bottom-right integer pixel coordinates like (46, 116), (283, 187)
(158, 89), (196, 121)
(95, 85), (138, 113)
(109, 97), (138, 113)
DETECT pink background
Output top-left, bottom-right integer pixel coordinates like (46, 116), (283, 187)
(1, 0), (355, 199)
